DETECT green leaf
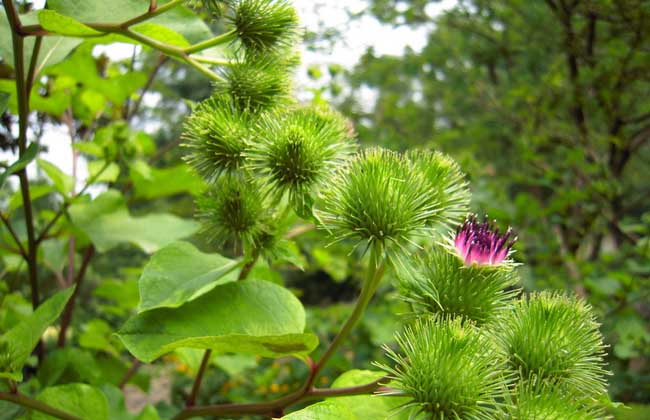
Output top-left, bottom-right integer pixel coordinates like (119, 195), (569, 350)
(0, 143), (38, 189)
(49, 0), (213, 43)
(130, 160), (206, 199)
(1, 10), (82, 71)
(78, 319), (120, 357)
(37, 158), (74, 196)
(0, 287), (74, 381)
(34, 383), (109, 420)
(37, 348), (101, 387)
(38, 10), (102, 37)
(132, 23), (190, 47)
(281, 370), (408, 420)
(8, 184), (53, 212)
(117, 280), (318, 362)
(137, 241), (243, 313)
(0, 91), (8, 113)
(68, 190), (199, 253)
(87, 160), (120, 183)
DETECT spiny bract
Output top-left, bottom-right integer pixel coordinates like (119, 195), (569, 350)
(376, 316), (509, 420)
(495, 291), (609, 400)
(246, 104), (356, 209)
(399, 247), (519, 325)
(182, 96), (252, 182)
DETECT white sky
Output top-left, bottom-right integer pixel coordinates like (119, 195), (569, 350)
(1, 0), (455, 193)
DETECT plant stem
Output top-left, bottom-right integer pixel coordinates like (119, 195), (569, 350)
(118, 359), (143, 389)
(121, 0), (182, 27)
(174, 247), (387, 420)
(57, 245), (95, 347)
(26, 36), (42, 94)
(184, 29), (237, 54)
(186, 349), (212, 407)
(4, 0), (39, 311)
(0, 392), (81, 420)
(190, 55), (233, 66)
(311, 247), (384, 380)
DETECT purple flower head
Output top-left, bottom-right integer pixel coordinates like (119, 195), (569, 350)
(454, 214), (516, 266)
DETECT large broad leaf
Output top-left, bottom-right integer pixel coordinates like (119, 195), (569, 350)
(34, 383), (108, 420)
(38, 10), (102, 37)
(117, 281), (318, 362)
(68, 189), (199, 253)
(0, 287), (74, 381)
(138, 241), (243, 313)
(0, 10), (82, 71)
(130, 161), (206, 199)
(49, 0), (213, 44)
(280, 370), (409, 420)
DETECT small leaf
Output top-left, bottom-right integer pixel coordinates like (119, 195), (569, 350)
(0, 287), (74, 381)
(86, 160), (120, 183)
(34, 383), (109, 420)
(117, 280), (318, 362)
(37, 158), (74, 196)
(38, 10), (102, 37)
(132, 23), (190, 47)
(0, 143), (39, 188)
(137, 241), (243, 312)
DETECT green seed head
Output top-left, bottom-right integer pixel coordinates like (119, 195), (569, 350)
(406, 150), (470, 228)
(504, 382), (607, 420)
(228, 0), (300, 53)
(182, 96), (251, 182)
(496, 291), (609, 399)
(377, 317), (509, 420)
(196, 175), (270, 251)
(315, 147), (462, 260)
(215, 55), (292, 114)
(246, 105), (357, 210)
(399, 248), (519, 324)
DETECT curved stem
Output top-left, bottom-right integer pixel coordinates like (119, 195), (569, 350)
(311, 247), (384, 380)
(184, 29), (237, 54)
(121, 0), (182, 27)
(0, 392), (81, 420)
(186, 349), (212, 407)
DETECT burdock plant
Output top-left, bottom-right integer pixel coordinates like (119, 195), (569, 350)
(0, 0), (613, 419)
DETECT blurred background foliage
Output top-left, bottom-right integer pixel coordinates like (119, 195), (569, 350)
(1, 0), (649, 418)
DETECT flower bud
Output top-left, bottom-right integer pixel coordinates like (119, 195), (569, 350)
(399, 247), (519, 324)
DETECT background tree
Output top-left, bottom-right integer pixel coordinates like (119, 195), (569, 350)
(326, 0), (650, 404)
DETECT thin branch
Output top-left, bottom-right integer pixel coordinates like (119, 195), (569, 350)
(186, 349), (212, 407)
(119, 360), (143, 389)
(184, 29), (237, 54)
(26, 36), (42, 94)
(4, 0), (40, 310)
(128, 54), (168, 120)
(0, 392), (81, 420)
(57, 245), (95, 347)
